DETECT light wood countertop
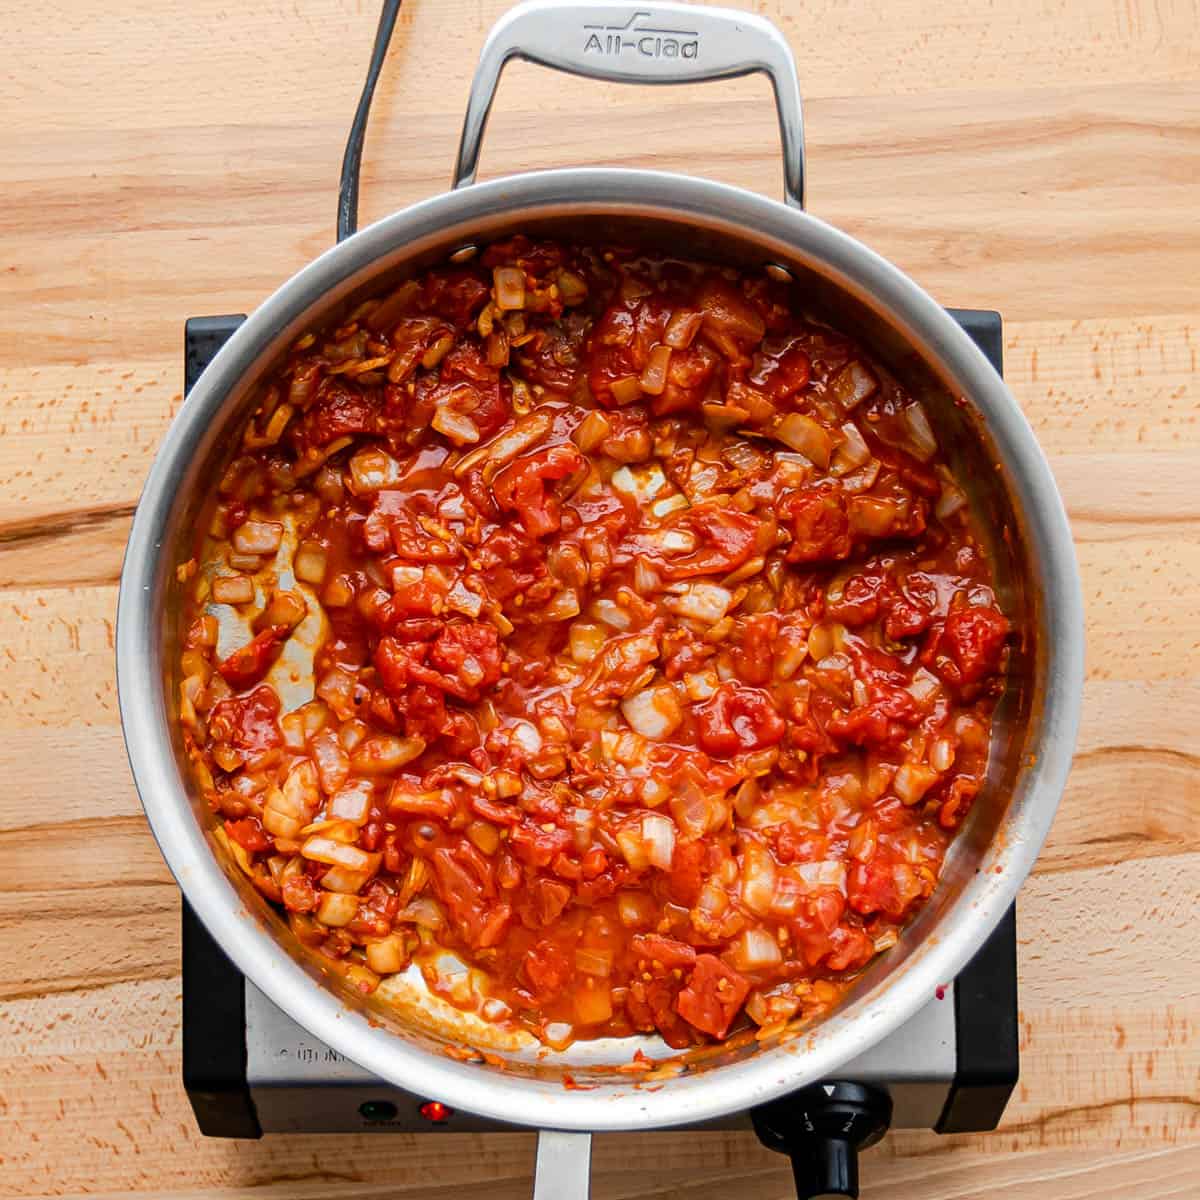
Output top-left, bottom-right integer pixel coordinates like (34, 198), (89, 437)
(0, 1), (1196, 1196)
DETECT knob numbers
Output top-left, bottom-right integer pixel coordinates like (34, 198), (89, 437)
(752, 1081), (893, 1200)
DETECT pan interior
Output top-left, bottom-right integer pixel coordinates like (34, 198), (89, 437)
(147, 187), (1048, 1104)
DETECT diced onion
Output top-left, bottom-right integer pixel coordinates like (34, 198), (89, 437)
(894, 762), (940, 805)
(774, 636), (808, 681)
(832, 422), (872, 473)
(616, 891), (655, 928)
(212, 574), (254, 605)
(634, 559), (662, 595)
(454, 411), (552, 476)
(795, 860), (847, 894)
(683, 670), (719, 701)
(930, 737), (956, 773)
(311, 729), (350, 795)
(510, 720), (543, 755)
(329, 780), (373, 825)
(282, 761), (320, 817)
(556, 269), (588, 306)
(569, 621), (607, 664)
(574, 983), (613, 1025)
(301, 836), (377, 873)
(935, 481), (967, 520)
(446, 579), (485, 618)
(611, 463), (669, 504)
(323, 574), (355, 608)
(432, 406), (481, 446)
(293, 542), (328, 585)
(387, 784), (455, 818)
(573, 410), (612, 453)
(592, 598), (632, 630)
(904, 403), (938, 461)
(610, 376), (642, 406)
(321, 866), (369, 894)
(740, 843), (778, 916)
(391, 564), (423, 589)
(351, 735), (426, 774)
(639, 344), (672, 396)
(651, 493), (690, 519)
(349, 447), (402, 493)
(396, 896), (446, 929)
(316, 667), (359, 721)
(258, 588), (307, 630)
(232, 521), (283, 556)
(616, 826), (650, 870)
(493, 266), (526, 311)
(641, 528), (697, 557)
(731, 927), (783, 971)
(663, 309), (703, 349)
(669, 781), (714, 840)
(831, 361), (878, 409)
(466, 819), (501, 856)
(262, 788), (303, 840)
(575, 946), (614, 977)
(365, 934), (409, 974)
(621, 686), (682, 741)
(774, 413), (833, 468)
(641, 813), (677, 870)
(666, 582), (733, 624)
(317, 891), (359, 927)
(543, 588), (581, 621)
(908, 668), (941, 703)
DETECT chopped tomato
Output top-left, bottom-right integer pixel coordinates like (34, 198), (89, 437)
(522, 939), (573, 1002)
(281, 875), (319, 914)
(632, 934), (698, 969)
(666, 839), (705, 906)
(493, 444), (585, 537)
(676, 955), (751, 1038)
(923, 604), (1009, 687)
(658, 504), (759, 579)
(695, 684), (786, 757)
(780, 487), (851, 563)
(207, 685), (282, 754)
(225, 817), (271, 853)
(218, 626), (288, 689)
(847, 858), (924, 919)
(301, 378), (380, 446)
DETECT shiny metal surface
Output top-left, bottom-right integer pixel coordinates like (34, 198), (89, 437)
(452, 1), (805, 208)
(118, 2), (1082, 1144)
(535, 1131), (592, 1200)
(245, 974), (956, 1132)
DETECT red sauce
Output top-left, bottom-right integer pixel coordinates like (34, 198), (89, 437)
(178, 236), (1009, 1048)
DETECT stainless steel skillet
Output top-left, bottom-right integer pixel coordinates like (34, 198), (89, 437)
(117, 3), (1083, 1195)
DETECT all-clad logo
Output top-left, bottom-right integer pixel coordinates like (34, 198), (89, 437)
(583, 10), (699, 59)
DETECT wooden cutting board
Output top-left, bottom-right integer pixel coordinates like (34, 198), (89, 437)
(0, 2), (1196, 1196)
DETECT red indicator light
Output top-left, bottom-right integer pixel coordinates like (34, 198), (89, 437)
(419, 1100), (453, 1124)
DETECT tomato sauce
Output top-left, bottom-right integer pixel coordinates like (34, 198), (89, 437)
(178, 236), (1009, 1049)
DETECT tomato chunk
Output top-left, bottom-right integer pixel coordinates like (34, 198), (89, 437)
(218, 626), (288, 689)
(923, 604), (1009, 687)
(695, 684), (786, 758)
(493, 445), (585, 537)
(207, 685), (282, 755)
(676, 955), (751, 1038)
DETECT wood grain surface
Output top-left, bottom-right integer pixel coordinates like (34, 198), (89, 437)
(1, 1), (1197, 1196)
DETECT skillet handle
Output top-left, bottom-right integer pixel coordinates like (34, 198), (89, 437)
(534, 1130), (592, 1200)
(452, 0), (805, 209)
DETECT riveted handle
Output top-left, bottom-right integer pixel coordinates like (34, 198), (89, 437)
(452, 0), (805, 208)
